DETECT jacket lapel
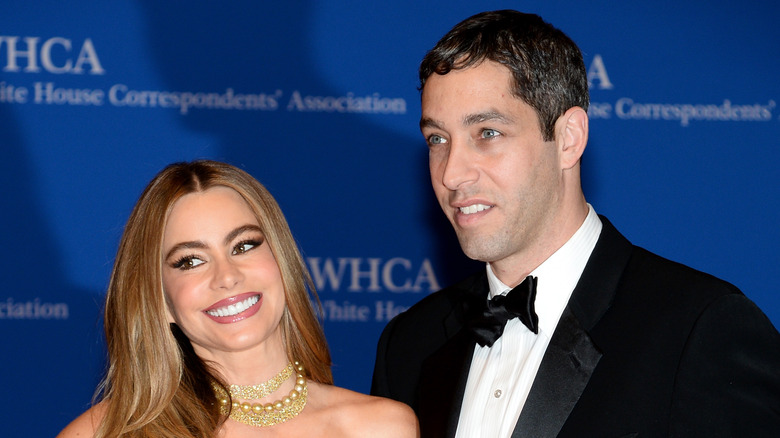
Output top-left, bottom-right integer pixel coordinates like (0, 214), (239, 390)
(513, 216), (633, 437)
(418, 330), (477, 438)
(512, 306), (602, 437)
(418, 274), (488, 438)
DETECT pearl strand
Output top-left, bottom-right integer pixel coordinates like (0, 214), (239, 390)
(228, 363), (294, 399)
(214, 361), (308, 428)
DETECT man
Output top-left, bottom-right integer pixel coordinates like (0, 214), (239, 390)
(371, 10), (780, 438)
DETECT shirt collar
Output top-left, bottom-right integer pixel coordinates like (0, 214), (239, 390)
(486, 204), (602, 334)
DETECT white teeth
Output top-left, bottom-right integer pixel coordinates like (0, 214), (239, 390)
(459, 204), (491, 214)
(207, 295), (259, 317)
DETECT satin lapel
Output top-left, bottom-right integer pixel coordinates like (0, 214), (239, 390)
(418, 330), (477, 438)
(418, 274), (487, 438)
(512, 216), (633, 438)
(512, 306), (601, 437)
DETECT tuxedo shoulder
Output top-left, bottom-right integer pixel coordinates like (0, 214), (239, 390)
(375, 271), (484, 360)
(577, 240), (749, 338)
(386, 271), (483, 328)
(627, 245), (742, 300)
(596, 244), (774, 342)
(599, 217), (741, 300)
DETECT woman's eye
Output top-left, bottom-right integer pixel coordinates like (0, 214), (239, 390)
(427, 134), (447, 146)
(172, 256), (205, 270)
(233, 240), (260, 255)
(481, 129), (500, 139)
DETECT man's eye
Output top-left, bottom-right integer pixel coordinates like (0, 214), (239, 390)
(481, 129), (500, 139)
(172, 256), (205, 270)
(427, 134), (447, 145)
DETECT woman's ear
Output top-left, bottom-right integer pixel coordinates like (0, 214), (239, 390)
(163, 291), (176, 324)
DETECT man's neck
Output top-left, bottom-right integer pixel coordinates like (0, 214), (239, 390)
(490, 200), (589, 287)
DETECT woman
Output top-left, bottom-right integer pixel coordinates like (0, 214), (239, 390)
(58, 160), (418, 437)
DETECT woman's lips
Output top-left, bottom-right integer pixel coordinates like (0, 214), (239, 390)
(204, 292), (262, 323)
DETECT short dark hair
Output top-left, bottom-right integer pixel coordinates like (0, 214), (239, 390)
(419, 10), (589, 141)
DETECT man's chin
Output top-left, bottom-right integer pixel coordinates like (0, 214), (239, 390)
(456, 234), (500, 263)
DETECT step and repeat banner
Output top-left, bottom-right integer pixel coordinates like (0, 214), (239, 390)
(2, 1), (778, 435)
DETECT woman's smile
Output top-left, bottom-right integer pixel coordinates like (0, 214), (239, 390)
(205, 292), (263, 323)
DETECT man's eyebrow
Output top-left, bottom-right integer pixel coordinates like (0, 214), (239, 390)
(420, 111), (515, 131)
(463, 111), (514, 126)
(419, 117), (443, 131)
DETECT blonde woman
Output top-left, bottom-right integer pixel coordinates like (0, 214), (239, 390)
(58, 160), (418, 437)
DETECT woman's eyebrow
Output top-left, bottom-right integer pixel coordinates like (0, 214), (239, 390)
(164, 240), (207, 261)
(164, 224), (263, 261)
(224, 224), (263, 245)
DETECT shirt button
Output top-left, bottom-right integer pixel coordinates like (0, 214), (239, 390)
(494, 389), (502, 398)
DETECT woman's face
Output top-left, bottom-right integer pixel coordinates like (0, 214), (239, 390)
(161, 186), (285, 360)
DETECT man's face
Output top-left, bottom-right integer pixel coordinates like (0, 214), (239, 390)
(420, 61), (565, 275)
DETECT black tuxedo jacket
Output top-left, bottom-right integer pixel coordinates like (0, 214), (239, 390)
(371, 217), (780, 437)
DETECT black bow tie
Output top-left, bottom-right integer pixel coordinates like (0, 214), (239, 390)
(468, 276), (539, 347)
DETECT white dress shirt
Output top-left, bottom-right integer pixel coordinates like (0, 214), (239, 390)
(455, 205), (602, 438)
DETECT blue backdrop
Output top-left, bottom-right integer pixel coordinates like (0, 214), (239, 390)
(2, 2), (778, 436)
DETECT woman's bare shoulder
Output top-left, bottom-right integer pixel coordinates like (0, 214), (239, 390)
(311, 384), (419, 438)
(56, 401), (107, 438)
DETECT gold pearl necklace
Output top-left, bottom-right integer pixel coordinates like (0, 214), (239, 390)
(228, 363), (294, 399)
(214, 361), (308, 428)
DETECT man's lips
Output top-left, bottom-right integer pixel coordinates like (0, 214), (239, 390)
(449, 200), (494, 226)
(457, 203), (493, 215)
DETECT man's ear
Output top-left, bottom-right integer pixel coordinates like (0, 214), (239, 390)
(556, 106), (589, 170)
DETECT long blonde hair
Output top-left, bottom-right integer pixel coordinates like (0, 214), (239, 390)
(96, 160), (332, 437)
